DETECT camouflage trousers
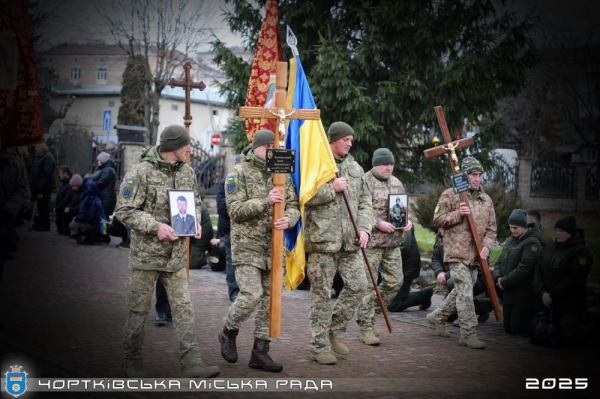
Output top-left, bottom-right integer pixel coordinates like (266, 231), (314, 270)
(123, 268), (204, 370)
(356, 247), (403, 332)
(430, 262), (478, 338)
(307, 251), (367, 353)
(224, 264), (271, 340)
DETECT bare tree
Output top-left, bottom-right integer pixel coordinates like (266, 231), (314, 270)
(96, 0), (215, 144)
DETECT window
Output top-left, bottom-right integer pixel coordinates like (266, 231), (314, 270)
(97, 68), (107, 84)
(171, 104), (179, 111)
(70, 67), (80, 83)
(108, 100), (115, 107)
(212, 110), (218, 116)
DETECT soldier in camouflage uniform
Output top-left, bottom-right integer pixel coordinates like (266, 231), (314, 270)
(116, 125), (220, 378)
(304, 122), (373, 365)
(426, 156), (497, 349)
(355, 148), (414, 345)
(218, 130), (299, 373)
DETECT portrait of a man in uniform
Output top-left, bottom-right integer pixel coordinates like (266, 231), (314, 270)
(169, 191), (197, 236)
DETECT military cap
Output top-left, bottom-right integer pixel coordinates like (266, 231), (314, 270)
(555, 216), (577, 236)
(508, 209), (527, 228)
(462, 156), (484, 174)
(160, 125), (190, 152)
(252, 129), (275, 149)
(328, 122), (354, 143)
(372, 148), (395, 166)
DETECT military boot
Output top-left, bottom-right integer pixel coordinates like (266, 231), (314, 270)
(248, 338), (283, 372)
(426, 313), (450, 338)
(311, 352), (337, 365)
(181, 362), (221, 378)
(330, 338), (349, 355)
(459, 336), (486, 349)
(359, 331), (381, 346)
(125, 362), (148, 378)
(218, 326), (239, 363)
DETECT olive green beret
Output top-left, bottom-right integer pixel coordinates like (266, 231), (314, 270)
(160, 125), (190, 152)
(328, 121), (354, 143)
(252, 129), (275, 149)
(462, 156), (484, 174)
(372, 148), (395, 166)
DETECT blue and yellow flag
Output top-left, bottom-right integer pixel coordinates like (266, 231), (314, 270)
(284, 55), (337, 291)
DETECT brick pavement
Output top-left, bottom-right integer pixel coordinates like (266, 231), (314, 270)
(1, 225), (599, 399)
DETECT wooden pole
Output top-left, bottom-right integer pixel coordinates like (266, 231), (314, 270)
(336, 173), (393, 333)
(268, 62), (287, 338)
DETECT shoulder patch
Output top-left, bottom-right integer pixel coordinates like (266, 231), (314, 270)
(122, 187), (133, 198)
(531, 244), (538, 254)
(434, 203), (440, 214)
(125, 177), (135, 185)
(579, 257), (588, 266)
(226, 174), (237, 194)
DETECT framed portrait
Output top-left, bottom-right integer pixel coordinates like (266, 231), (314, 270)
(388, 194), (408, 230)
(168, 190), (198, 237)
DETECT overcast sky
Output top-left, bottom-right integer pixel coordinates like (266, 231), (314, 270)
(38, 0), (600, 53)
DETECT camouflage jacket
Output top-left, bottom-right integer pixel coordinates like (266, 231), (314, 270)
(433, 187), (496, 266)
(304, 153), (373, 253)
(365, 170), (405, 248)
(115, 146), (201, 272)
(225, 150), (299, 270)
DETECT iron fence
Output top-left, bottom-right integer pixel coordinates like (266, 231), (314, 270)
(585, 164), (599, 200)
(530, 159), (575, 197)
(190, 139), (226, 195)
(487, 155), (518, 194)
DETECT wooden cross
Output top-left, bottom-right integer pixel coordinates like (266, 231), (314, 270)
(168, 61), (206, 275)
(168, 61), (206, 127)
(424, 106), (503, 321)
(239, 61), (320, 338)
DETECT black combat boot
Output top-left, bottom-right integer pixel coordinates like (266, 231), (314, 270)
(248, 338), (283, 372)
(218, 326), (238, 363)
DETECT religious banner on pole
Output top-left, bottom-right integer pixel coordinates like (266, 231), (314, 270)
(243, 0), (282, 144)
(0, 0), (44, 148)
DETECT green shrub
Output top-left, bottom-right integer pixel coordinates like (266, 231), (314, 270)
(414, 183), (523, 242)
(413, 185), (445, 234)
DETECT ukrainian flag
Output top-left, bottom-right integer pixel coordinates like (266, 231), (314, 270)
(284, 55), (337, 291)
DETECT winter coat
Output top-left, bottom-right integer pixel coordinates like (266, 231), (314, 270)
(225, 149), (299, 270)
(91, 158), (117, 214)
(115, 146), (200, 272)
(74, 179), (106, 227)
(534, 234), (593, 315)
(365, 170), (405, 249)
(55, 177), (73, 212)
(31, 150), (55, 195)
(304, 153), (372, 253)
(492, 227), (542, 305)
(433, 187), (497, 266)
(216, 177), (230, 236)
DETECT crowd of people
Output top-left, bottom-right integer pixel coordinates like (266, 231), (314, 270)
(1, 123), (596, 376)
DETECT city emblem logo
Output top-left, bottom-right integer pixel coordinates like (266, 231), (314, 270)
(5, 365), (28, 398)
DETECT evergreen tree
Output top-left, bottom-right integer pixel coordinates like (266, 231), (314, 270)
(118, 55), (149, 127)
(212, 0), (537, 185)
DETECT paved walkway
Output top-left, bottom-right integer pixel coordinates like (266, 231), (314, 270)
(1, 226), (598, 398)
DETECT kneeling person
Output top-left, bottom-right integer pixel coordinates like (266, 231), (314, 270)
(219, 130), (300, 372)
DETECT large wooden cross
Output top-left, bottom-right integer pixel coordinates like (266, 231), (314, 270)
(424, 106), (503, 321)
(239, 61), (320, 338)
(168, 61), (206, 275)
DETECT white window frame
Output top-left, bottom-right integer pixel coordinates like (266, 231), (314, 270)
(70, 67), (80, 83)
(96, 67), (107, 84)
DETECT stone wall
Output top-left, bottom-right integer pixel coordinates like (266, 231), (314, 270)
(516, 157), (599, 213)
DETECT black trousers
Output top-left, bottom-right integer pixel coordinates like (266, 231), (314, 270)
(36, 188), (52, 229)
